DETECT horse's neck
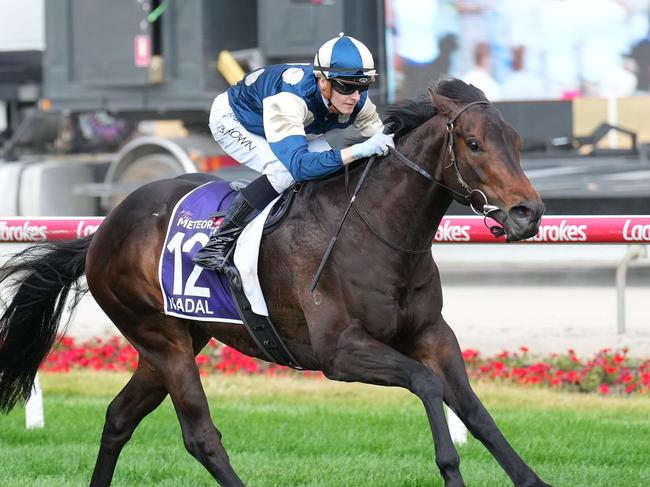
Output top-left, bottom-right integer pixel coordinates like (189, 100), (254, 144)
(360, 117), (453, 249)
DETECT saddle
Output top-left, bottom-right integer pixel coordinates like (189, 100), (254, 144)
(212, 178), (301, 236)
(160, 175), (303, 368)
(222, 180), (303, 369)
(264, 183), (302, 234)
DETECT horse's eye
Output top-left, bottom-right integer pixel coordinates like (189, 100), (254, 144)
(467, 140), (481, 152)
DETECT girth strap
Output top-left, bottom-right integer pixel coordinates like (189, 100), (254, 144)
(228, 271), (304, 369)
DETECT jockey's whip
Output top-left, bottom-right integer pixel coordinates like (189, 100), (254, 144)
(310, 154), (377, 292)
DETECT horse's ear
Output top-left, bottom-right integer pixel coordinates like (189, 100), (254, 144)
(429, 90), (458, 117)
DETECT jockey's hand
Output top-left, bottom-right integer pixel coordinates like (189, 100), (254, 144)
(343, 133), (395, 164)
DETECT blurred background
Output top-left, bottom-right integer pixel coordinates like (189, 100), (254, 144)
(1, 0), (649, 354)
(0, 0), (649, 216)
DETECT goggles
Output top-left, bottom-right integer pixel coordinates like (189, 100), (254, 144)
(330, 78), (373, 95)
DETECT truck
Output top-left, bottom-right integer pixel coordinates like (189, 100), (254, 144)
(0, 0), (384, 215)
(1, 0), (649, 217)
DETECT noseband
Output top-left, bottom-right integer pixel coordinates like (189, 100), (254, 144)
(351, 101), (508, 253)
(444, 101), (500, 217)
(390, 100), (506, 238)
(312, 101), (505, 290)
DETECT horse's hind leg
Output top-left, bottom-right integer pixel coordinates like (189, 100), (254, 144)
(412, 318), (553, 487)
(91, 326), (212, 487)
(124, 317), (245, 487)
(90, 359), (168, 486)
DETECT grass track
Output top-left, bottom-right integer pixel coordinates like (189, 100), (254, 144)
(1, 372), (649, 486)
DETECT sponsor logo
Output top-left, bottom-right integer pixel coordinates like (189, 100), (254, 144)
(224, 111), (240, 123)
(434, 221), (471, 242)
(214, 124), (256, 151)
(76, 221), (100, 238)
(176, 215), (217, 231)
(623, 219), (650, 241)
(0, 221), (47, 241)
(527, 220), (587, 242)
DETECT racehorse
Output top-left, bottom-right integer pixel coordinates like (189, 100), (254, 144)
(0, 79), (551, 487)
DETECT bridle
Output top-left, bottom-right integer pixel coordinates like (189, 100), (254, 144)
(440, 100), (501, 218)
(391, 100), (502, 218)
(311, 100), (507, 291)
(348, 100), (506, 254)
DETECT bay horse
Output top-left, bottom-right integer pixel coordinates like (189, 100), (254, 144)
(0, 80), (551, 487)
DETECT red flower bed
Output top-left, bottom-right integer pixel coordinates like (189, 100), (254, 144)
(41, 337), (321, 379)
(463, 346), (650, 395)
(41, 338), (649, 395)
(42, 336), (139, 373)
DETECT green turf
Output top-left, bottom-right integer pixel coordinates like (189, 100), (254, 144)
(1, 373), (649, 486)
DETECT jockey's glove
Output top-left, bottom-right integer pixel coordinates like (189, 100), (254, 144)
(342, 132), (395, 164)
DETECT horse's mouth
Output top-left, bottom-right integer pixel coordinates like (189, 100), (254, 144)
(490, 207), (543, 242)
(506, 217), (543, 242)
(505, 224), (539, 242)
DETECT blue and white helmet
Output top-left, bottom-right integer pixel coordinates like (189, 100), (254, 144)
(313, 33), (377, 83)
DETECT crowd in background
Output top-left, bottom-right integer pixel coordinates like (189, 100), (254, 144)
(386, 0), (650, 101)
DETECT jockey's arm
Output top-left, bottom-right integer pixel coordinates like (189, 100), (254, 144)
(341, 96), (387, 164)
(352, 96), (384, 137)
(263, 92), (346, 182)
(263, 92), (392, 179)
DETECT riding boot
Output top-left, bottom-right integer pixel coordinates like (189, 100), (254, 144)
(192, 192), (260, 271)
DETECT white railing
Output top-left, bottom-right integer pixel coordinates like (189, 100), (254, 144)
(2, 215), (649, 441)
(1, 215), (649, 244)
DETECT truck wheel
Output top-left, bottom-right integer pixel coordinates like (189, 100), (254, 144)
(105, 153), (185, 211)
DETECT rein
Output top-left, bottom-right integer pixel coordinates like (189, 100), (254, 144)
(310, 154), (379, 292)
(348, 101), (506, 250)
(310, 100), (505, 291)
(395, 100), (504, 228)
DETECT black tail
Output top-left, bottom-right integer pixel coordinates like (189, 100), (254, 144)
(0, 236), (92, 412)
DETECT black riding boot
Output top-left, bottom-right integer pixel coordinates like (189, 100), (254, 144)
(192, 192), (259, 271)
(192, 175), (280, 272)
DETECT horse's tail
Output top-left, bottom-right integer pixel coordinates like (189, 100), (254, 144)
(0, 236), (92, 413)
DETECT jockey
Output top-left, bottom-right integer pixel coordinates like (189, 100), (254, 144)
(193, 33), (395, 272)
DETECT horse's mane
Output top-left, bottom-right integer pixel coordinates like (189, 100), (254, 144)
(384, 78), (487, 144)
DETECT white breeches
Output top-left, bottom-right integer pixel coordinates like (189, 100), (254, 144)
(208, 92), (331, 193)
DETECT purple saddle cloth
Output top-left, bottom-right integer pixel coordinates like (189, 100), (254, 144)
(159, 180), (242, 323)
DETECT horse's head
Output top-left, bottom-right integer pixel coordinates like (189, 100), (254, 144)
(428, 81), (544, 242)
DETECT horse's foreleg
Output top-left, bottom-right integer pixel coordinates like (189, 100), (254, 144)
(90, 360), (168, 487)
(412, 319), (554, 487)
(315, 322), (464, 487)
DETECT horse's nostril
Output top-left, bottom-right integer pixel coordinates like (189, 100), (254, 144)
(509, 205), (534, 222)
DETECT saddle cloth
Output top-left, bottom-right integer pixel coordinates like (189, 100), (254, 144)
(159, 180), (279, 322)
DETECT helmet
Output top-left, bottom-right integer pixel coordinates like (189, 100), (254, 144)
(313, 33), (377, 83)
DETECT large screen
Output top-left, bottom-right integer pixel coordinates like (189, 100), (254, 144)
(385, 0), (650, 102)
